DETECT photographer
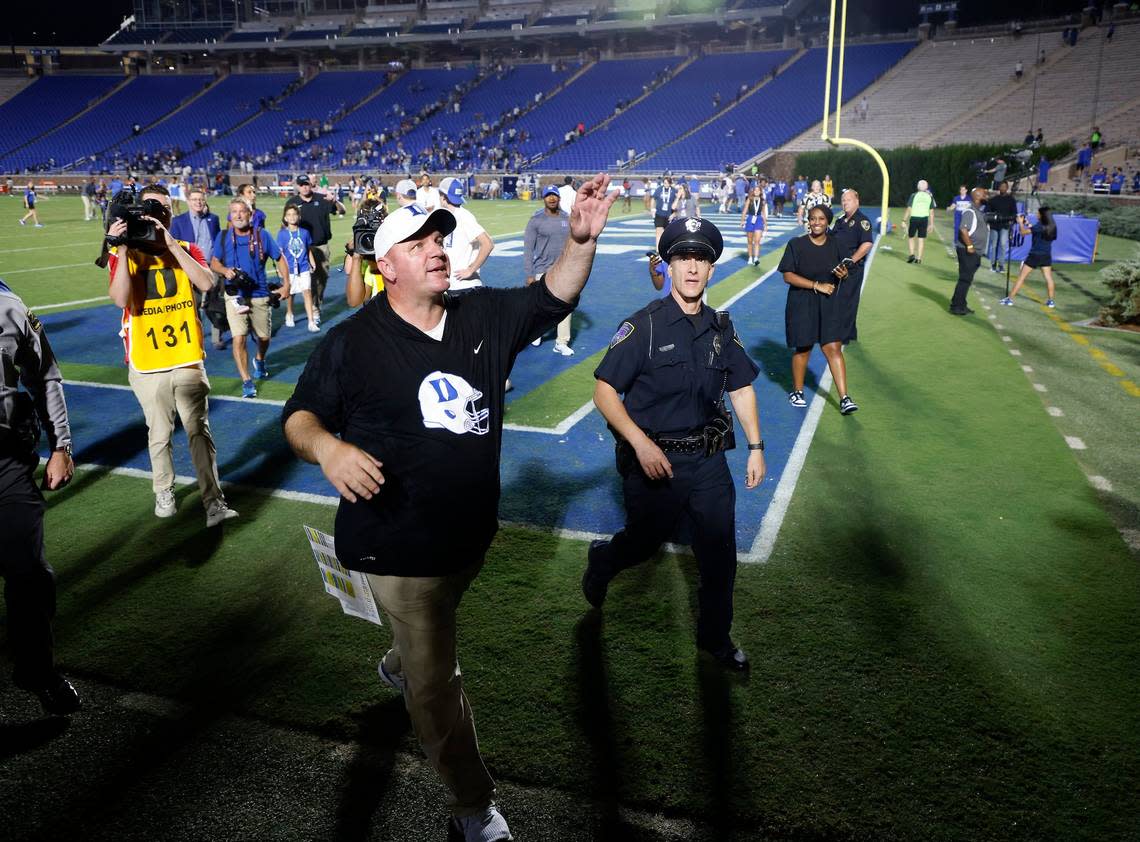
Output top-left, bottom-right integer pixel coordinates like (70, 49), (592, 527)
(344, 198), (387, 308)
(106, 184), (238, 527)
(210, 199), (290, 399)
(984, 181), (1018, 273)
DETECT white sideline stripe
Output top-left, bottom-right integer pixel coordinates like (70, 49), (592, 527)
(1065, 436), (1086, 450)
(1088, 475), (1113, 492)
(0, 261), (95, 275)
(1047, 406), (1063, 417)
(30, 295), (108, 311)
(1002, 335), (1013, 342)
(1009, 349), (1021, 356)
(988, 314), (997, 320)
(1021, 365), (1033, 373)
(1033, 383), (1048, 392)
(64, 378), (287, 407)
(994, 323), (1004, 328)
(507, 266), (779, 437)
(4, 242), (91, 253)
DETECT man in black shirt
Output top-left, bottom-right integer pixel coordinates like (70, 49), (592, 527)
(284, 174), (344, 321)
(984, 181), (1018, 272)
(283, 175), (617, 842)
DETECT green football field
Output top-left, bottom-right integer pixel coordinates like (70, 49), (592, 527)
(0, 192), (1137, 840)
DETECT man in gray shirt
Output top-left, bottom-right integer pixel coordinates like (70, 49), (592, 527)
(0, 278), (79, 715)
(524, 185), (574, 355)
(950, 187), (990, 316)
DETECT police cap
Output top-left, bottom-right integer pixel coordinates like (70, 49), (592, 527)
(658, 216), (723, 262)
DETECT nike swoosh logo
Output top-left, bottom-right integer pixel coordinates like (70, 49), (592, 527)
(474, 340), (484, 354)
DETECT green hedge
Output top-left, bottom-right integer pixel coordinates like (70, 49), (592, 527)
(1032, 196), (1140, 241)
(1098, 256), (1140, 326)
(794, 143), (1073, 208)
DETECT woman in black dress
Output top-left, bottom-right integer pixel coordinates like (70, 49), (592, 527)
(778, 204), (858, 415)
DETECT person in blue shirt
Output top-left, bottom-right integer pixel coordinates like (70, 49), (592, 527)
(211, 199), (290, 398)
(951, 185), (972, 238)
(109, 176), (124, 197)
(646, 175), (676, 250)
(18, 183), (42, 228)
(1036, 155), (1051, 192)
(774, 179), (788, 217)
(1110, 168), (1125, 195)
(277, 204), (317, 332)
(793, 176), (809, 206)
(740, 183), (767, 266)
(1075, 143), (1093, 185)
(1000, 207), (1057, 308)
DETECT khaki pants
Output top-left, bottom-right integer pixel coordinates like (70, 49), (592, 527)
(366, 561), (495, 817)
(128, 364), (223, 506)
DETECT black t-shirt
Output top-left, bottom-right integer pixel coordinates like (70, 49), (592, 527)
(284, 193), (337, 246)
(778, 233), (844, 285)
(594, 295), (759, 436)
(985, 193), (1017, 222)
(283, 282), (574, 576)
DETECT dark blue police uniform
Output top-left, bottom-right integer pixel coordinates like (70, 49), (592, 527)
(829, 207), (874, 341)
(585, 219), (760, 667)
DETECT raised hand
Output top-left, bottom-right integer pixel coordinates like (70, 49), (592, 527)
(569, 173), (618, 244)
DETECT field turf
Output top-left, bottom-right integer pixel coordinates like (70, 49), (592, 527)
(0, 193), (1137, 840)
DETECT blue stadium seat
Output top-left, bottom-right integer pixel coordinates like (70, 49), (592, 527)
(225, 30), (280, 43)
(0, 75), (124, 157)
(284, 28), (341, 41)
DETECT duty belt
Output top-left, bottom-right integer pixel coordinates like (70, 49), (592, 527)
(654, 433), (707, 454)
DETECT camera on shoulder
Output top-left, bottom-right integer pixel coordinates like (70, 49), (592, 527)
(104, 188), (169, 249)
(352, 203), (388, 257)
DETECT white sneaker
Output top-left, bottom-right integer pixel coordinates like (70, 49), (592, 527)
(205, 498), (239, 527)
(307, 321), (320, 333)
(285, 312), (295, 327)
(450, 805), (513, 841)
(553, 342), (574, 356)
(312, 308), (320, 326)
(377, 653), (406, 694)
(155, 489), (176, 518)
(531, 337), (541, 346)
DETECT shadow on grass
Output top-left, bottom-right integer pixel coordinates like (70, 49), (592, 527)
(749, 337), (820, 396)
(0, 717), (70, 760)
(336, 698), (412, 841)
(571, 611), (622, 834)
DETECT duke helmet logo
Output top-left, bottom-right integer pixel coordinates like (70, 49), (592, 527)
(418, 370), (489, 435)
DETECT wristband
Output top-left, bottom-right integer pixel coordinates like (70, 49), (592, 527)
(748, 441), (764, 451)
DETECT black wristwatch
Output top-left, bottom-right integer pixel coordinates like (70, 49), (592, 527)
(748, 441), (764, 451)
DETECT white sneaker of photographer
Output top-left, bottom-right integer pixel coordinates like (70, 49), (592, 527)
(155, 488), (176, 518)
(449, 805), (513, 842)
(205, 499), (239, 528)
(553, 342), (574, 356)
(377, 653), (406, 694)
(312, 308), (320, 326)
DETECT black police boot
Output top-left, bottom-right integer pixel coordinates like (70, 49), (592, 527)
(581, 540), (612, 609)
(699, 643), (750, 672)
(14, 671), (81, 716)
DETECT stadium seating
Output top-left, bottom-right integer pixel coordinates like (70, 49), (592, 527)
(0, 75), (123, 157)
(644, 41), (916, 172)
(284, 28), (342, 41)
(537, 49), (794, 171)
(225, 29), (281, 43)
(163, 27), (231, 44)
(408, 21), (464, 34)
(511, 56), (678, 160)
(105, 73), (297, 161)
(103, 27), (167, 45)
(0, 75), (212, 171)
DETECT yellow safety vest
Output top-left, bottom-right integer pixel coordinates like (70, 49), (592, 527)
(124, 244), (205, 373)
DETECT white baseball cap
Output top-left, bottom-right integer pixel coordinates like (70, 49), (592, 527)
(395, 178), (417, 198)
(374, 204), (456, 258)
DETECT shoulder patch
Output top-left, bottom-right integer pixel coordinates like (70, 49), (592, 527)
(861, 219), (871, 231)
(733, 330), (745, 349)
(27, 311), (42, 332)
(610, 321), (635, 349)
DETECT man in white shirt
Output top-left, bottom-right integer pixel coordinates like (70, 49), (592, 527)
(439, 177), (494, 292)
(416, 173), (441, 212)
(557, 176), (576, 214)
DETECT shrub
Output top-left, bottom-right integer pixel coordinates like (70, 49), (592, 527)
(1098, 255), (1140, 326)
(1039, 196), (1140, 240)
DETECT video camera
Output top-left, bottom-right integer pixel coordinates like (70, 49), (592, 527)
(352, 203), (388, 257)
(104, 188), (169, 248)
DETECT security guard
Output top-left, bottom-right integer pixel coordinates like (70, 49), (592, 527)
(831, 188), (874, 293)
(0, 278), (79, 715)
(584, 217), (767, 671)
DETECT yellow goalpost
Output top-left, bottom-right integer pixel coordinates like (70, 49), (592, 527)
(821, 0), (890, 236)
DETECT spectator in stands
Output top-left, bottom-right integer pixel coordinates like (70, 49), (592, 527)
(779, 204), (857, 414)
(950, 188), (989, 316)
(902, 179), (935, 265)
(857, 95), (869, 121)
(1035, 155), (1051, 195)
(285, 174), (343, 324)
(985, 181), (1017, 272)
(438, 177), (494, 293)
(1090, 126), (1102, 151)
(171, 189), (224, 351)
(558, 176), (576, 214)
(646, 175), (676, 250)
(1110, 168), (1125, 195)
(82, 178), (97, 222)
(1034, 128), (1044, 147)
(741, 184), (767, 266)
(525, 185), (573, 355)
(1001, 207), (1058, 308)
(211, 199), (291, 399)
(1133, 172), (1140, 194)
(797, 180), (830, 228)
(106, 184), (238, 528)
(1014, 60), (1024, 80)
(1091, 165), (1109, 192)
(19, 184), (43, 228)
(1075, 142), (1094, 184)
(278, 205), (318, 332)
(416, 173), (441, 212)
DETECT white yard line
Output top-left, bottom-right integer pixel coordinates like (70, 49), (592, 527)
(31, 295), (109, 311)
(65, 379), (287, 407)
(0, 261), (97, 275)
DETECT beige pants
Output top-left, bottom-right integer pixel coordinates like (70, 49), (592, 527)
(536, 273), (572, 345)
(128, 364), (223, 506)
(367, 561), (495, 817)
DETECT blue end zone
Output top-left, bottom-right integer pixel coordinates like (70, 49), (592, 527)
(43, 208), (837, 555)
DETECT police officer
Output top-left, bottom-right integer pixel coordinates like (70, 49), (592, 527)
(831, 188), (874, 292)
(584, 217), (767, 671)
(0, 278), (79, 715)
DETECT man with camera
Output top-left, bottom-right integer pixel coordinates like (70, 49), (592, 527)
(984, 180), (1018, 273)
(344, 198), (387, 308)
(284, 175), (343, 323)
(210, 199), (290, 399)
(171, 189), (225, 350)
(106, 184), (238, 527)
(0, 277), (79, 716)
